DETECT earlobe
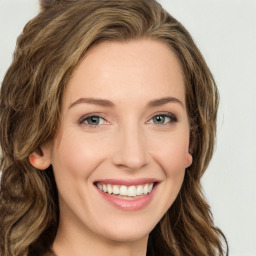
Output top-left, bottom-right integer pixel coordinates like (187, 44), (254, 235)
(29, 143), (52, 170)
(185, 152), (193, 168)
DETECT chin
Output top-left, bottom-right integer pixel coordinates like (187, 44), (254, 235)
(93, 216), (157, 243)
(101, 228), (150, 243)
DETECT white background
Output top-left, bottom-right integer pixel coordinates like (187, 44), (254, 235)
(0, 0), (255, 255)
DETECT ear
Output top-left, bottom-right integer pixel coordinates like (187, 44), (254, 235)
(186, 129), (195, 168)
(29, 142), (52, 170)
(185, 151), (193, 168)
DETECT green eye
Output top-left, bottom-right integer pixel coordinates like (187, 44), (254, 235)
(153, 115), (166, 124)
(81, 116), (105, 126)
(149, 113), (177, 125)
(79, 113), (177, 128)
(86, 116), (101, 125)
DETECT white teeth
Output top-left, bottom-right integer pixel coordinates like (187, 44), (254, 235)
(136, 185), (144, 195)
(107, 184), (112, 194)
(127, 186), (137, 196)
(112, 185), (119, 195)
(97, 184), (103, 190)
(143, 184), (149, 194)
(120, 185), (127, 195)
(96, 183), (154, 197)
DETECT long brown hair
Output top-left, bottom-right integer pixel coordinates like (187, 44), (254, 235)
(0, 0), (228, 255)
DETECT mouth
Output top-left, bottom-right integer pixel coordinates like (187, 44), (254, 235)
(94, 179), (159, 211)
(95, 182), (155, 200)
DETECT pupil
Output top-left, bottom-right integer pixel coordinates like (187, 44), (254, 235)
(154, 115), (165, 124)
(89, 116), (99, 125)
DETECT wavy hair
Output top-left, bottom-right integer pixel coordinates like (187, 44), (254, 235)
(0, 0), (228, 255)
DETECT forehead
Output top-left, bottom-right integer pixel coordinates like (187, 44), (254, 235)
(63, 39), (185, 109)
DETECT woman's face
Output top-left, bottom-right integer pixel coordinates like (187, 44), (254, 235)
(47, 39), (192, 244)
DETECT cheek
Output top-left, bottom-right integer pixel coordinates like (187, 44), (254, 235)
(51, 131), (107, 180)
(151, 132), (190, 175)
(148, 140), (187, 215)
(161, 145), (186, 184)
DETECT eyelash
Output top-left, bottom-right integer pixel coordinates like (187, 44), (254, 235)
(79, 112), (178, 128)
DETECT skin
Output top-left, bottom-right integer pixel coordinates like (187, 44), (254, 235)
(34, 39), (192, 256)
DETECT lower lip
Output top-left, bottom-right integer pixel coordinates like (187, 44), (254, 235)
(96, 184), (157, 211)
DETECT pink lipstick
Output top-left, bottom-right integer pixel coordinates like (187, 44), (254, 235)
(94, 179), (159, 211)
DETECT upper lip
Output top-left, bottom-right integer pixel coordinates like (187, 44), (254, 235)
(94, 178), (160, 186)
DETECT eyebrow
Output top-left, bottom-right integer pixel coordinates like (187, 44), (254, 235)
(68, 96), (184, 109)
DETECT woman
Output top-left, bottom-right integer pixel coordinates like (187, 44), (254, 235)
(0, 0), (228, 255)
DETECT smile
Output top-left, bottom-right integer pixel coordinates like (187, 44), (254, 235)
(96, 183), (154, 198)
(94, 179), (158, 211)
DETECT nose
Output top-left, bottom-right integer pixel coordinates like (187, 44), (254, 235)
(112, 124), (149, 171)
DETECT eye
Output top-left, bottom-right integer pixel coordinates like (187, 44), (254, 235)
(79, 112), (177, 128)
(79, 114), (108, 127)
(148, 113), (177, 126)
